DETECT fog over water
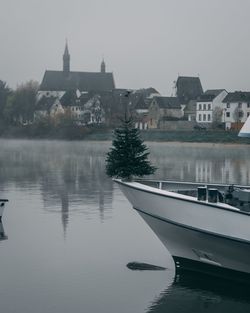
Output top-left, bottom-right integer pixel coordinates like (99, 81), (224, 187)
(0, 139), (250, 312)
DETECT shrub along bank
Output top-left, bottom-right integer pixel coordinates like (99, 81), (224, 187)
(0, 124), (249, 144)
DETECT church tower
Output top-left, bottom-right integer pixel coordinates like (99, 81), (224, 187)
(101, 58), (106, 73)
(63, 41), (70, 74)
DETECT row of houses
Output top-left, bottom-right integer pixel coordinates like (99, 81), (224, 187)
(34, 42), (250, 130)
(135, 84), (250, 131)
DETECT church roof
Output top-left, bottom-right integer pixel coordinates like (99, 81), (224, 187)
(39, 70), (115, 92)
(64, 42), (69, 56)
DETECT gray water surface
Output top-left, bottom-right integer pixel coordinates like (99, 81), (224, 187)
(0, 139), (250, 313)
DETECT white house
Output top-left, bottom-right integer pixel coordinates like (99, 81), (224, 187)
(222, 91), (250, 130)
(35, 96), (64, 119)
(81, 95), (105, 125)
(196, 89), (228, 125)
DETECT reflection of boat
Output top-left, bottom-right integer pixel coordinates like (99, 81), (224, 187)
(0, 199), (8, 221)
(0, 221), (7, 241)
(147, 271), (250, 313)
(115, 179), (250, 282)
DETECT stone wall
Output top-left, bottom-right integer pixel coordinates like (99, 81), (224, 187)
(158, 120), (195, 130)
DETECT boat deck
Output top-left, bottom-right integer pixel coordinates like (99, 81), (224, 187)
(135, 179), (250, 213)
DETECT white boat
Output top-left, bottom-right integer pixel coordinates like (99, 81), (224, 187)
(115, 178), (250, 281)
(0, 199), (8, 221)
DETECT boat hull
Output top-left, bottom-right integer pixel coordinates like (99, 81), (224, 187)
(115, 180), (250, 278)
(138, 209), (250, 279)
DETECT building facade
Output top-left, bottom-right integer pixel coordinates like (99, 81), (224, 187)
(148, 96), (183, 129)
(222, 92), (250, 130)
(37, 42), (115, 99)
(196, 89), (228, 126)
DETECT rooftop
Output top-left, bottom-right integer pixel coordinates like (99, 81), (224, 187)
(223, 91), (250, 103)
(39, 70), (115, 92)
(153, 96), (181, 109)
(176, 76), (203, 104)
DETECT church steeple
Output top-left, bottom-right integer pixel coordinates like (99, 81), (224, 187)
(63, 41), (70, 74)
(101, 58), (106, 73)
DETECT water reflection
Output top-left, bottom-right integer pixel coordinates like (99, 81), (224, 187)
(1, 140), (250, 239)
(147, 271), (250, 312)
(149, 143), (250, 185)
(0, 140), (250, 312)
(0, 140), (113, 237)
(0, 222), (7, 241)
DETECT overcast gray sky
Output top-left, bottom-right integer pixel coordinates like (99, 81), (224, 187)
(1, 0), (250, 95)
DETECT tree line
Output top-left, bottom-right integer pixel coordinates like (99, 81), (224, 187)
(0, 79), (38, 127)
(0, 79), (107, 139)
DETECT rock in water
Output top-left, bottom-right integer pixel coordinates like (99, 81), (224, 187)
(127, 262), (166, 271)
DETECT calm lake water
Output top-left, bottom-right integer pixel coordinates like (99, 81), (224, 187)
(0, 139), (250, 313)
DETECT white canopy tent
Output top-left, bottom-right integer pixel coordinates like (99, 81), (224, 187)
(238, 116), (250, 137)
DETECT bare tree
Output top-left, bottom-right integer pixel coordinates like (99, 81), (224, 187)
(233, 107), (243, 123)
(233, 107), (244, 130)
(212, 106), (223, 128)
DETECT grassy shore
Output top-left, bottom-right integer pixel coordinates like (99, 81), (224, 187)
(84, 129), (250, 144)
(0, 125), (249, 144)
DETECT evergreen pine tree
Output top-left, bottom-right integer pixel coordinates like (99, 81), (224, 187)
(106, 118), (156, 180)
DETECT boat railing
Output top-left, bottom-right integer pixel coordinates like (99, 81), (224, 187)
(134, 179), (250, 211)
(135, 179), (250, 191)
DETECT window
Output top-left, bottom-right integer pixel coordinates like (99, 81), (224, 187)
(227, 103), (230, 108)
(226, 112), (230, 118)
(208, 104), (211, 110)
(203, 103), (206, 110)
(238, 102), (242, 108)
(198, 114), (202, 121)
(199, 103), (202, 110)
(203, 114), (206, 121)
(248, 103), (250, 108)
(208, 114), (211, 121)
(247, 112), (250, 117)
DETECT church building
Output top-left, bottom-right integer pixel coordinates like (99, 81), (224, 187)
(38, 42), (115, 98)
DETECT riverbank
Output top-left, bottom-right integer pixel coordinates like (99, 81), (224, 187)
(84, 129), (250, 144)
(0, 125), (249, 144)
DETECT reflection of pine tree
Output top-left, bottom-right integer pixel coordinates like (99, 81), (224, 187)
(106, 118), (156, 180)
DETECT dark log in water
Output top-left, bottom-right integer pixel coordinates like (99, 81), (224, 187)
(127, 262), (166, 271)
